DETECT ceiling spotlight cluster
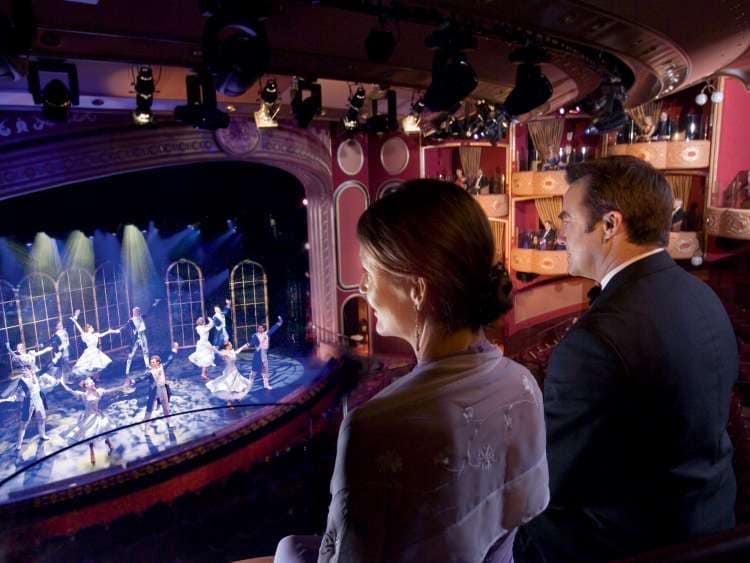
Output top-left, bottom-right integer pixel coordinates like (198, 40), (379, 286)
(425, 100), (508, 144)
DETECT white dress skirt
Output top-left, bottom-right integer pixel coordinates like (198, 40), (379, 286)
(205, 350), (251, 401)
(73, 332), (113, 375)
(61, 389), (115, 442)
(188, 324), (216, 368)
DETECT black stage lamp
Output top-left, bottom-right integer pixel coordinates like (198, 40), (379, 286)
(255, 77), (280, 128)
(132, 66), (155, 125)
(422, 24), (478, 112)
(365, 17), (396, 63)
(291, 77), (321, 128)
(366, 89), (397, 134)
(343, 85), (367, 131)
(582, 77), (628, 135)
(201, 1), (272, 97)
(503, 47), (552, 117)
(27, 60), (80, 122)
(175, 71), (230, 130)
(423, 49), (477, 113)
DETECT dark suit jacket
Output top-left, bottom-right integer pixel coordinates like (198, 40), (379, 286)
(523, 251), (738, 561)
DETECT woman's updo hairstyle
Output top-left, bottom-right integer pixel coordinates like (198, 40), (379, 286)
(357, 179), (512, 332)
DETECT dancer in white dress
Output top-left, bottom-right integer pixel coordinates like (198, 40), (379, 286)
(60, 376), (127, 465)
(70, 309), (120, 377)
(205, 341), (252, 405)
(188, 316), (215, 380)
(4, 342), (53, 451)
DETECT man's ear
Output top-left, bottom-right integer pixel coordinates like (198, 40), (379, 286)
(602, 211), (624, 240)
(409, 277), (427, 311)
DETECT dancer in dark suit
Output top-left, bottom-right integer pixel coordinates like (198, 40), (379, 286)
(515, 156), (738, 562)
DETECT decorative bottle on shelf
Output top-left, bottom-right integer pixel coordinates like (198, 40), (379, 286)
(656, 111), (672, 141)
(685, 113), (700, 141)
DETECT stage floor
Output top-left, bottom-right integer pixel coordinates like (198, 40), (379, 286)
(0, 348), (319, 504)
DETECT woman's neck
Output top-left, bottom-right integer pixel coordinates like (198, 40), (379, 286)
(416, 324), (485, 364)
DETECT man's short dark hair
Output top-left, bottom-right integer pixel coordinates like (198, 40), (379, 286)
(565, 155), (673, 246)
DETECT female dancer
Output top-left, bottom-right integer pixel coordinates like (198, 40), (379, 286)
(70, 309), (120, 377)
(60, 376), (127, 465)
(5, 341), (53, 451)
(188, 316), (215, 380)
(205, 341), (252, 406)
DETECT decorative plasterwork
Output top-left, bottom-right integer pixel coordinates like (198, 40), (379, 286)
(706, 207), (750, 240)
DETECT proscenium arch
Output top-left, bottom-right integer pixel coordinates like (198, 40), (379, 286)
(0, 117), (338, 342)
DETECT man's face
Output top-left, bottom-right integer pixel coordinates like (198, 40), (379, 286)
(16, 343), (25, 354)
(559, 179), (605, 280)
(150, 357), (160, 369)
(133, 307), (141, 317)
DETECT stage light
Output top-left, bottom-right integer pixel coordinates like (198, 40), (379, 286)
(422, 24), (477, 112)
(132, 66), (156, 126)
(503, 46), (553, 117)
(254, 78), (280, 128)
(64, 230), (94, 272)
(28, 61), (80, 122)
(201, 1), (272, 97)
(581, 77), (628, 135)
(291, 77), (321, 128)
(401, 97), (425, 134)
(366, 88), (398, 134)
(175, 72), (230, 130)
(343, 85), (367, 131)
(365, 17), (396, 63)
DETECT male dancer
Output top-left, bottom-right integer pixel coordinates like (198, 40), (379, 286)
(129, 341), (179, 430)
(250, 316), (283, 390)
(123, 298), (160, 377)
(211, 298), (232, 347)
(44, 319), (72, 382)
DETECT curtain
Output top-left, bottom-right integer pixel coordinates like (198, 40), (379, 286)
(489, 220), (505, 263)
(459, 146), (482, 180)
(534, 197), (563, 230)
(528, 119), (564, 161)
(665, 174), (691, 209)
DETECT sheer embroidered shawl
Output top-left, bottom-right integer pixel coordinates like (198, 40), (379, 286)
(319, 348), (549, 563)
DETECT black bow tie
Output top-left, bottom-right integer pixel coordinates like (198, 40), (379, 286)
(587, 286), (602, 305)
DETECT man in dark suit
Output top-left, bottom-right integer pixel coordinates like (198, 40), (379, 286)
(515, 156), (738, 561)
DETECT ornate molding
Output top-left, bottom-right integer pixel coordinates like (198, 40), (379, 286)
(510, 248), (569, 275)
(706, 206), (750, 240)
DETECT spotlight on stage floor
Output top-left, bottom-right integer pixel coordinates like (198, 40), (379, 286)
(29, 232), (62, 275)
(63, 230), (94, 272)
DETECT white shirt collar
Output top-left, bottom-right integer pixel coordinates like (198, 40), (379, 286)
(600, 248), (665, 290)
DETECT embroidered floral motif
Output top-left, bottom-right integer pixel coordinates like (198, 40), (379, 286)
(377, 449), (403, 474)
(477, 444), (497, 470)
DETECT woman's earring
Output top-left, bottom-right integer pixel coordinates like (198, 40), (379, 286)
(414, 304), (421, 353)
